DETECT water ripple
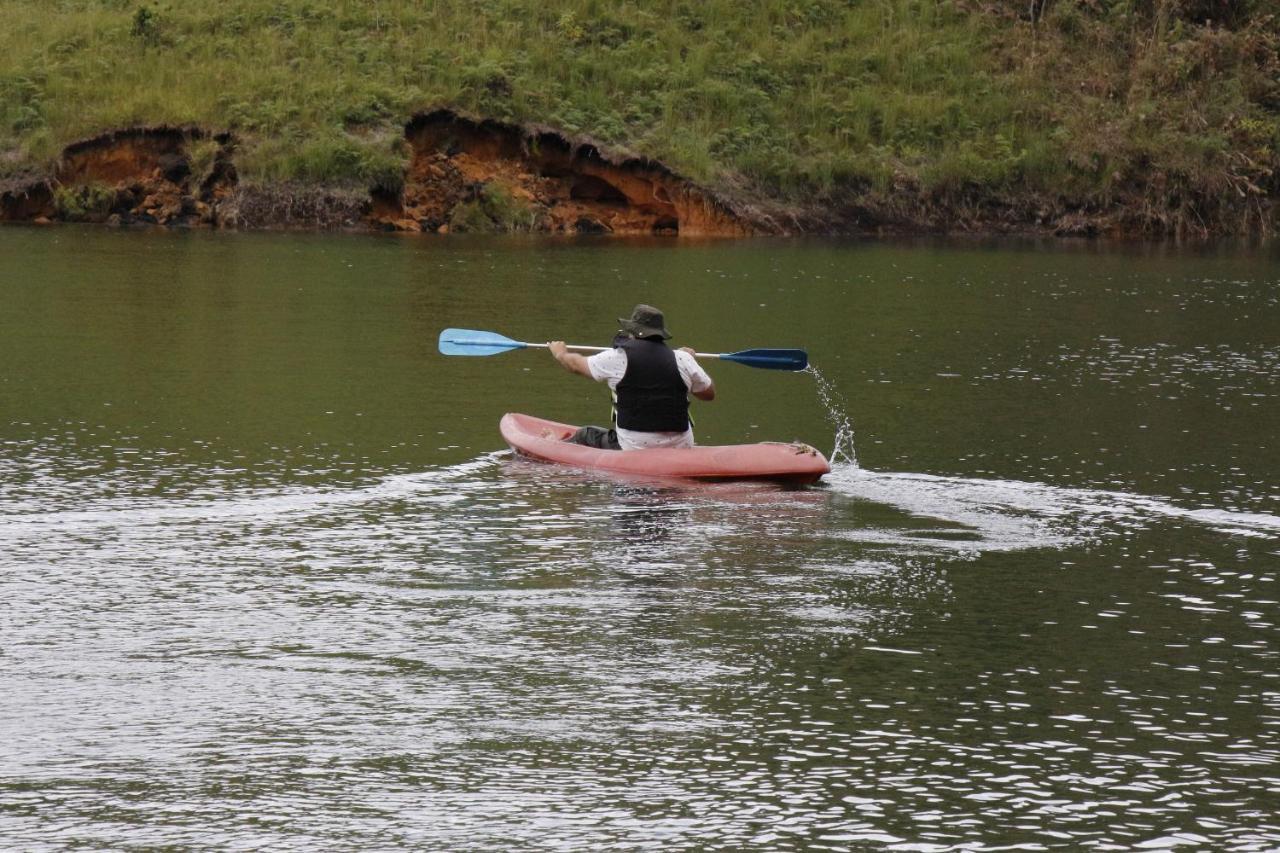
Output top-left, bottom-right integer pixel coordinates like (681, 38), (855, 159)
(2, 457), (1278, 849)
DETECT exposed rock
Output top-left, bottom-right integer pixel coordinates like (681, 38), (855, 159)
(0, 177), (55, 221)
(392, 109), (752, 236)
(0, 126), (239, 228)
(573, 215), (612, 234)
(57, 127), (194, 185)
(369, 183), (407, 223)
(3, 116), (753, 234)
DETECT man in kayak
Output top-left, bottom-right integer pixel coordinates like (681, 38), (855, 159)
(549, 304), (715, 450)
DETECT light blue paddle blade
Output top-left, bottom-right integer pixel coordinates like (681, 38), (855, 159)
(719, 348), (809, 371)
(438, 328), (528, 356)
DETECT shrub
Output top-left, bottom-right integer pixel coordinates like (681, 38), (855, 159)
(54, 183), (118, 221)
(448, 183), (542, 233)
(1, 75), (44, 133)
(131, 6), (161, 46)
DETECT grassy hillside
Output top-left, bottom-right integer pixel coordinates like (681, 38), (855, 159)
(1, 0), (1277, 233)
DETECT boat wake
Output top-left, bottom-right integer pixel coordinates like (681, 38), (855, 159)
(3, 448), (1277, 564)
(0, 452), (509, 539)
(823, 463), (1280, 554)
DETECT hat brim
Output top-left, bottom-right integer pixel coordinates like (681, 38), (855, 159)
(618, 318), (672, 339)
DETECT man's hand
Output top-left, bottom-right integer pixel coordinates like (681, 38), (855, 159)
(549, 341), (592, 377)
(678, 346), (697, 358)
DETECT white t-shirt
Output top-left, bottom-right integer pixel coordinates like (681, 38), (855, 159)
(585, 347), (713, 450)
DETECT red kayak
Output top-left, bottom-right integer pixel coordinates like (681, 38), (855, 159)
(500, 413), (830, 484)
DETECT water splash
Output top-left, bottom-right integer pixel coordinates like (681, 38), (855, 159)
(805, 364), (858, 466)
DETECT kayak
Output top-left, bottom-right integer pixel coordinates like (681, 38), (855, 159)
(500, 413), (830, 484)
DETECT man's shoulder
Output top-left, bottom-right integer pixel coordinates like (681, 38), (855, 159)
(589, 346), (628, 362)
(587, 346), (627, 381)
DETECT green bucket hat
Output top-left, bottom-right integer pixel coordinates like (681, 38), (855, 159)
(618, 304), (672, 340)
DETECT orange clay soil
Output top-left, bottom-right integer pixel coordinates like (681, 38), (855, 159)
(2, 111), (752, 234)
(2, 126), (237, 227)
(385, 109), (750, 236)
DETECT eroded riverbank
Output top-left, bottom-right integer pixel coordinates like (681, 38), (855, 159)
(0, 111), (750, 236)
(5, 109), (1274, 239)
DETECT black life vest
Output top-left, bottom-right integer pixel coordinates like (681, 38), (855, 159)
(612, 336), (690, 432)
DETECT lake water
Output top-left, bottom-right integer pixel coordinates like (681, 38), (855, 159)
(1, 227), (1277, 849)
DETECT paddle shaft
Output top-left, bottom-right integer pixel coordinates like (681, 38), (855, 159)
(438, 328), (808, 370)
(524, 342), (723, 360)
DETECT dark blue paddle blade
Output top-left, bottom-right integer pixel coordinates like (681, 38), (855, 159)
(438, 328), (528, 356)
(719, 348), (808, 371)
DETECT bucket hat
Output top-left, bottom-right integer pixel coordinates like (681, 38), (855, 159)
(618, 304), (672, 339)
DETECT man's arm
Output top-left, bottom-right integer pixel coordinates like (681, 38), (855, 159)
(678, 347), (716, 401)
(549, 341), (594, 378)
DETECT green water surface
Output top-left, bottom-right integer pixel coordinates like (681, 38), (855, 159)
(1, 227), (1277, 849)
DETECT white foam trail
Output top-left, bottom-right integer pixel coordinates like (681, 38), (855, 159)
(824, 464), (1280, 553)
(6, 453), (1276, 559)
(0, 452), (507, 538)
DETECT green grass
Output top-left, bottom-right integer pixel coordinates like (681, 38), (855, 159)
(0, 0), (1276, 231)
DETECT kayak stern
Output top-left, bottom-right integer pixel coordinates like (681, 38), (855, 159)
(500, 413), (829, 484)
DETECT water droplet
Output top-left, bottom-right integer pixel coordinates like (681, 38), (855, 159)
(804, 365), (858, 466)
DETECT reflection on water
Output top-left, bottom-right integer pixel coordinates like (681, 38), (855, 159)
(1, 229), (1278, 849)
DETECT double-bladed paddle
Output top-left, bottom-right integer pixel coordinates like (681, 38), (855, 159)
(438, 328), (808, 371)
